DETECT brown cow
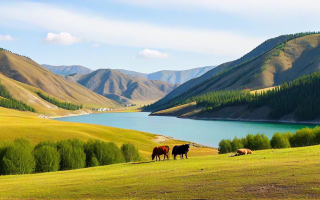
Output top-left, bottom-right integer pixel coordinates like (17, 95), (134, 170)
(237, 148), (252, 155)
(152, 146), (170, 161)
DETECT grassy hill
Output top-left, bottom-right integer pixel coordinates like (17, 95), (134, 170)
(148, 33), (320, 112)
(0, 50), (118, 113)
(78, 69), (179, 104)
(0, 107), (215, 159)
(0, 142), (319, 199)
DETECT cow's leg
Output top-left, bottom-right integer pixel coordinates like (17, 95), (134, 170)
(163, 154), (165, 161)
(181, 154), (184, 159)
(185, 153), (188, 159)
(156, 155), (158, 161)
(174, 154), (176, 160)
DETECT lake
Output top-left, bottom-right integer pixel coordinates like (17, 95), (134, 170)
(56, 112), (317, 147)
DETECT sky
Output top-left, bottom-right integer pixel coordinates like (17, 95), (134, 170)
(0, 0), (319, 73)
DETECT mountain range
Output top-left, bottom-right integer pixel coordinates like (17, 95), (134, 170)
(146, 32), (320, 121)
(77, 69), (179, 104)
(42, 64), (93, 75)
(43, 64), (215, 85)
(115, 66), (215, 84)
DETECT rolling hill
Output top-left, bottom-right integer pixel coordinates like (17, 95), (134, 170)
(42, 64), (93, 75)
(147, 32), (320, 112)
(115, 66), (215, 84)
(0, 50), (118, 115)
(78, 69), (179, 104)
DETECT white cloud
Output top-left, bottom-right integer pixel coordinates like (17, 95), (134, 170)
(0, 2), (263, 57)
(44, 32), (81, 45)
(134, 49), (168, 59)
(91, 44), (100, 47)
(0, 34), (13, 41)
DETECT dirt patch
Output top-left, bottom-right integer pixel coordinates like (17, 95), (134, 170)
(152, 135), (170, 143)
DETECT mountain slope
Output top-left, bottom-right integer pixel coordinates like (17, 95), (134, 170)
(0, 50), (118, 111)
(147, 33), (320, 112)
(151, 33), (316, 110)
(42, 64), (93, 75)
(78, 69), (178, 103)
(115, 66), (215, 84)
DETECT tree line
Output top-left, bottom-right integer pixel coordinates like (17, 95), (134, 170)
(0, 79), (36, 112)
(218, 126), (320, 154)
(0, 138), (141, 175)
(37, 92), (82, 110)
(201, 71), (320, 121)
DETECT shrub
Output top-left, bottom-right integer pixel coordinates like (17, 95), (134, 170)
(271, 133), (291, 149)
(290, 127), (315, 147)
(58, 139), (86, 170)
(253, 133), (271, 150)
(312, 126), (320, 144)
(121, 143), (141, 162)
(2, 139), (35, 175)
(85, 140), (125, 166)
(231, 137), (244, 152)
(245, 134), (255, 150)
(218, 139), (232, 154)
(34, 145), (60, 172)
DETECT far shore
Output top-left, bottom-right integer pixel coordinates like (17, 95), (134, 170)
(149, 113), (320, 126)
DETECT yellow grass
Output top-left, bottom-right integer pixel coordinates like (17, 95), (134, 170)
(0, 107), (215, 159)
(0, 145), (319, 199)
(250, 86), (279, 94)
(153, 102), (197, 115)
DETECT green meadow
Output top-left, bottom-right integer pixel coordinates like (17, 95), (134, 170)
(0, 145), (319, 199)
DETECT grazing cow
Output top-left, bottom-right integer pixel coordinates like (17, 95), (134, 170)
(152, 146), (170, 161)
(237, 148), (252, 155)
(172, 144), (190, 160)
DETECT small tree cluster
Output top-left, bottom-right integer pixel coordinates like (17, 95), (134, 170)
(37, 92), (82, 111)
(218, 126), (320, 154)
(0, 79), (36, 112)
(0, 138), (141, 176)
(219, 133), (271, 154)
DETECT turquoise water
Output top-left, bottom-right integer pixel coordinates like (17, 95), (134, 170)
(56, 112), (316, 147)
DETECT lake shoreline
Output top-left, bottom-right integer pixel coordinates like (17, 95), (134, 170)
(149, 113), (320, 126)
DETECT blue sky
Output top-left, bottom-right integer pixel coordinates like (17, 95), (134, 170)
(0, 0), (319, 73)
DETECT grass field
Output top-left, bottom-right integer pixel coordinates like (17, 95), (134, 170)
(0, 145), (319, 199)
(0, 107), (215, 159)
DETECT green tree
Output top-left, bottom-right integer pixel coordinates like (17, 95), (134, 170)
(58, 139), (86, 170)
(218, 139), (232, 154)
(121, 143), (141, 162)
(34, 145), (60, 172)
(2, 139), (35, 175)
(271, 133), (291, 149)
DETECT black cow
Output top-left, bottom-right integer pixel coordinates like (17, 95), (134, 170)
(172, 144), (190, 160)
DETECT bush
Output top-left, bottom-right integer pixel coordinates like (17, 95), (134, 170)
(2, 139), (35, 175)
(244, 134), (255, 150)
(312, 126), (320, 144)
(271, 133), (291, 149)
(290, 127), (315, 147)
(218, 139), (232, 154)
(85, 140), (125, 166)
(58, 139), (86, 170)
(231, 137), (244, 152)
(253, 134), (271, 150)
(121, 143), (141, 162)
(34, 145), (60, 172)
